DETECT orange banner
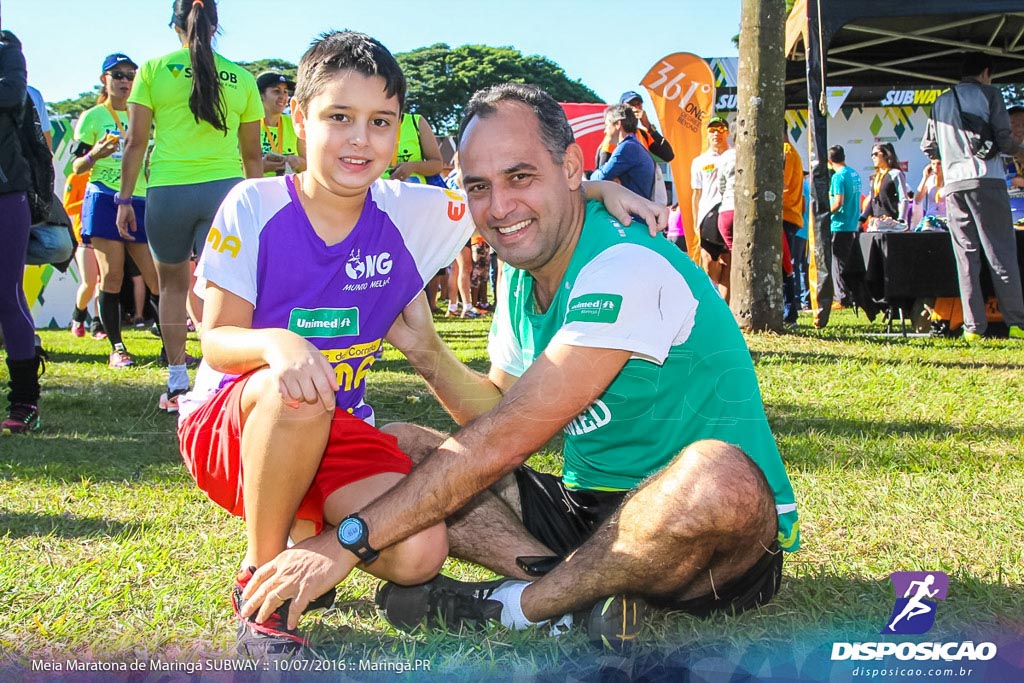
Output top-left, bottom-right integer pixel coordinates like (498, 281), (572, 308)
(641, 53), (716, 262)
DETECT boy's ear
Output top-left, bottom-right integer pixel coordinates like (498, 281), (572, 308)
(291, 97), (306, 140)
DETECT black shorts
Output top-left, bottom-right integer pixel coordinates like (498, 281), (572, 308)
(515, 466), (784, 617)
(700, 206), (728, 260)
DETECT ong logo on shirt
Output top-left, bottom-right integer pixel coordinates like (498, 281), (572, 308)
(566, 294), (622, 324)
(165, 64), (239, 83)
(345, 249), (392, 281)
(288, 308), (359, 338)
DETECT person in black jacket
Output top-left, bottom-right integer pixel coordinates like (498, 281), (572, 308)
(0, 28), (43, 434)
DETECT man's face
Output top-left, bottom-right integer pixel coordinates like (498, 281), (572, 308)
(292, 71), (399, 198)
(261, 83), (290, 116)
(626, 98), (643, 118)
(1011, 112), (1024, 144)
(458, 101), (584, 273)
(604, 113), (622, 142)
(707, 124), (729, 149)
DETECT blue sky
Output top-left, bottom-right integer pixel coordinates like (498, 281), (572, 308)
(6, 0), (740, 109)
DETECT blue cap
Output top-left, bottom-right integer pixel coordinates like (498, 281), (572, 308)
(619, 90), (643, 105)
(102, 53), (136, 73)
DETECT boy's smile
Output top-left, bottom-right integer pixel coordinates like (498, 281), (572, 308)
(293, 71), (400, 198)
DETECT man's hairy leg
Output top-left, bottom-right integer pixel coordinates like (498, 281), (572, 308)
(239, 369), (333, 568)
(381, 422), (552, 578)
(519, 440), (778, 622)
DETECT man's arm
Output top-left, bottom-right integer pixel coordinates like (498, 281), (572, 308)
(830, 192), (844, 214)
(988, 88), (1019, 156)
(921, 116), (940, 160)
(591, 143), (635, 184)
(240, 342), (631, 623)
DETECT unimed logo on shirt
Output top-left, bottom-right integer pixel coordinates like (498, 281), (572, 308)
(288, 307), (359, 338)
(565, 294), (622, 324)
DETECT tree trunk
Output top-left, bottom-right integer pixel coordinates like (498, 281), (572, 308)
(731, 0), (787, 332)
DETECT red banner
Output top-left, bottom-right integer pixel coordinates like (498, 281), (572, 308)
(561, 103), (608, 172)
(641, 53), (716, 262)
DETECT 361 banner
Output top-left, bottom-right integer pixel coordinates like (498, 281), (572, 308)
(641, 53), (716, 262)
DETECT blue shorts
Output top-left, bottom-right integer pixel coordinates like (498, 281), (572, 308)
(81, 183), (147, 245)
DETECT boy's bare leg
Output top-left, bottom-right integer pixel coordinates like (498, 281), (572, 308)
(239, 368), (333, 568)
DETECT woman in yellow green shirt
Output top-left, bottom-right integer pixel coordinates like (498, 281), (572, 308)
(71, 53), (160, 369)
(116, 0), (263, 411)
(256, 71), (305, 177)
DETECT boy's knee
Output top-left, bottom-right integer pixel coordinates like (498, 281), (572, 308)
(386, 523), (448, 586)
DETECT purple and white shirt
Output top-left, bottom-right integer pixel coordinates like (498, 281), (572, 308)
(178, 175), (474, 423)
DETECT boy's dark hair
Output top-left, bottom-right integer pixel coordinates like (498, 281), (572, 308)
(605, 104), (638, 134)
(961, 52), (994, 79)
(294, 31), (406, 113)
(457, 83), (575, 164)
(171, 0), (226, 133)
(827, 145), (845, 163)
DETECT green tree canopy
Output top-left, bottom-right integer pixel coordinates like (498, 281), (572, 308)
(236, 58), (298, 81)
(396, 44), (602, 135)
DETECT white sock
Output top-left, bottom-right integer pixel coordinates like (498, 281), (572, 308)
(489, 581), (573, 634)
(461, 302), (472, 312)
(448, 303), (459, 313)
(167, 365), (189, 392)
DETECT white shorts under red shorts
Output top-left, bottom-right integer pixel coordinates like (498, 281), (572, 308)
(177, 373), (412, 531)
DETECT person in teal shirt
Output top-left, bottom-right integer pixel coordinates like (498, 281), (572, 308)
(828, 145), (863, 308)
(366, 84), (799, 646)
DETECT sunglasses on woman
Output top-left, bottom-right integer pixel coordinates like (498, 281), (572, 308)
(107, 71), (136, 81)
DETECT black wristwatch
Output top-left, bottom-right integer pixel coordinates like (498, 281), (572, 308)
(336, 513), (379, 564)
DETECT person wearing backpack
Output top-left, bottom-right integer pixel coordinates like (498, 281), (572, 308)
(922, 52), (1024, 342)
(0, 28), (44, 433)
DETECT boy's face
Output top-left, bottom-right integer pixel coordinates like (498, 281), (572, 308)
(292, 71), (400, 197)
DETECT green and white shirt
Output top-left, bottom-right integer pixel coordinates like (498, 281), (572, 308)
(488, 200), (800, 551)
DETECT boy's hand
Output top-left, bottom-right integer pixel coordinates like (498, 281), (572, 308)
(584, 180), (669, 236)
(265, 332), (339, 411)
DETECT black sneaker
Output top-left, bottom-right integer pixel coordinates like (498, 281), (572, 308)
(231, 567), (335, 660)
(375, 574), (507, 632)
(583, 595), (647, 650)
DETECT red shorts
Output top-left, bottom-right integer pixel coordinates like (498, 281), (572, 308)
(177, 374), (412, 532)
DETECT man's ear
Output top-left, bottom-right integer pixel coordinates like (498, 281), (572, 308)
(563, 142), (585, 191)
(291, 97), (306, 140)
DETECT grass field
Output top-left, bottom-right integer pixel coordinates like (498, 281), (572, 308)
(1, 310), (1022, 679)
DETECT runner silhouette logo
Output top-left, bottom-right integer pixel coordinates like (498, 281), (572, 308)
(882, 571), (949, 635)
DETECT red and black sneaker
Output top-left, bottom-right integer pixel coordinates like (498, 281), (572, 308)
(2, 403), (40, 434)
(231, 567), (335, 661)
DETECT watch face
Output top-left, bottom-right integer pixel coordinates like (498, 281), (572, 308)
(338, 517), (364, 545)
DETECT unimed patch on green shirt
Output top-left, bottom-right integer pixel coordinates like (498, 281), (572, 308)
(565, 293), (622, 323)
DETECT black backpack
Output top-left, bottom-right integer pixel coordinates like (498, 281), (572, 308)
(13, 92), (54, 223)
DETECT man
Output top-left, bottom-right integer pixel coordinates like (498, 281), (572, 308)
(691, 116), (732, 295)
(1003, 106), (1024, 225)
(237, 83), (800, 647)
(590, 104), (656, 202)
(598, 90), (675, 164)
(827, 145), (862, 309)
(921, 52), (1024, 341)
(782, 130), (805, 326)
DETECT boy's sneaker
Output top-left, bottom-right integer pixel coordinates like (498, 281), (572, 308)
(159, 387), (188, 413)
(232, 567), (334, 661)
(1009, 325), (1024, 340)
(376, 574), (508, 632)
(461, 308), (483, 319)
(582, 595), (647, 650)
(2, 403), (41, 434)
(109, 344), (135, 369)
(70, 320), (86, 338)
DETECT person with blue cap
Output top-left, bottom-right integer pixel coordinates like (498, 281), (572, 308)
(596, 90), (675, 167)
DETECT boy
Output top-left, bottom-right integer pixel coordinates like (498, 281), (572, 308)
(177, 31), (665, 659)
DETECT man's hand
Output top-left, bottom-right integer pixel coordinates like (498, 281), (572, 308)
(585, 180), (669, 235)
(240, 530), (357, 629)
(264, 331), (339, 411)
